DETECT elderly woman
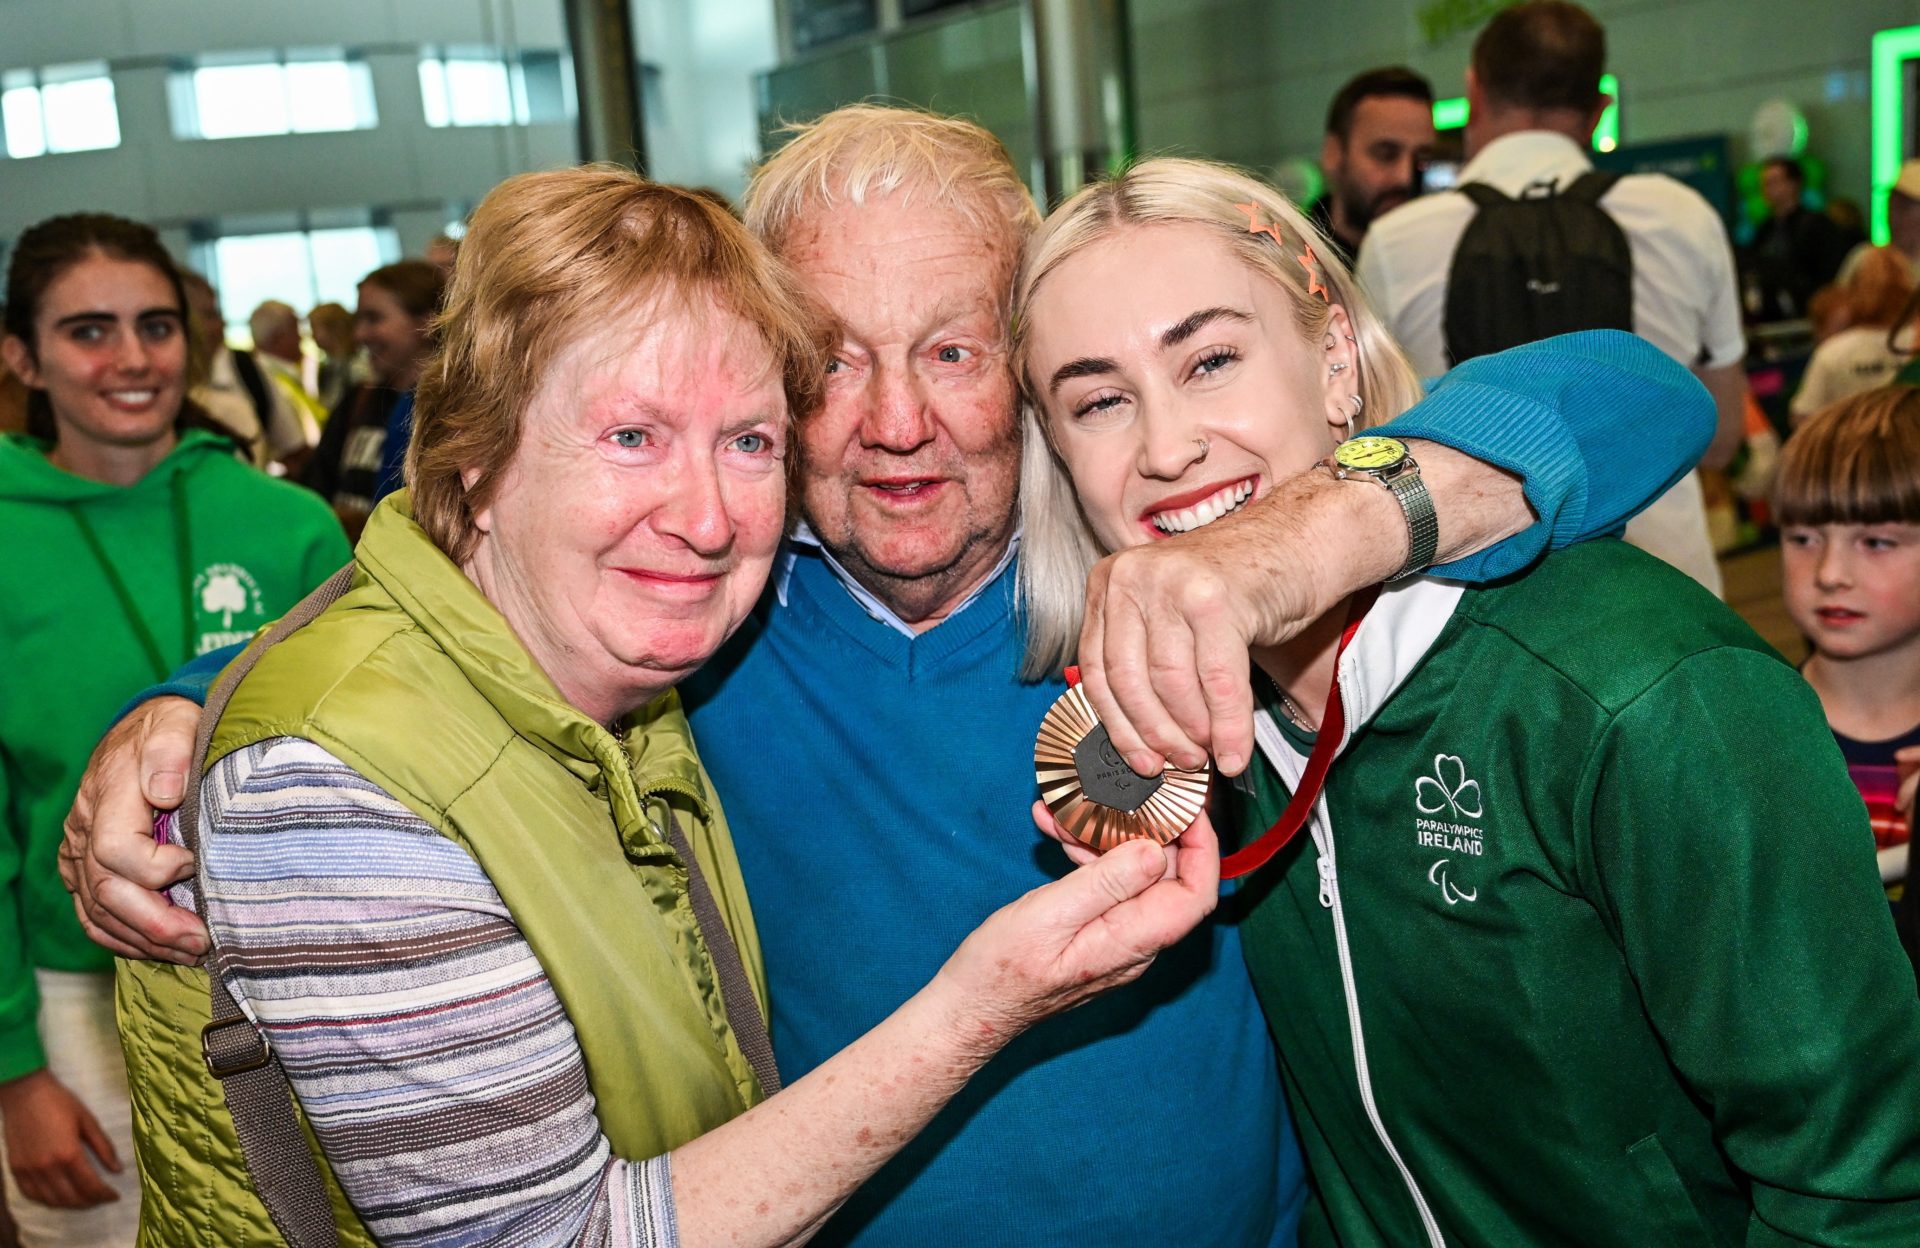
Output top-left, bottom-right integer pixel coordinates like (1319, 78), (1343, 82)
(1014, 158), (1920, 1245)
(118, 168), (1215, 1247)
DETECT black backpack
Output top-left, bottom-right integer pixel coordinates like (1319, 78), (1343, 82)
(1442, 170), (1633, 367)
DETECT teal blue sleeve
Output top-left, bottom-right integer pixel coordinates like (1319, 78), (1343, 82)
(1374, 329), (1715, 583)
(113, 645), (235, 722)
(0, 742), (45, 1083)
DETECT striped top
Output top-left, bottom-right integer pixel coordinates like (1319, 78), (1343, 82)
(171, 737), (682, 1247)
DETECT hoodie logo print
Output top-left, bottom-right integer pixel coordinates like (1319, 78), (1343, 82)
(1428, 858), (1478, 905)
(1414, 754), (1482, 820)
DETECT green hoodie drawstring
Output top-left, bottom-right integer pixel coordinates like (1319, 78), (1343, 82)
(66, 472), (194, 683)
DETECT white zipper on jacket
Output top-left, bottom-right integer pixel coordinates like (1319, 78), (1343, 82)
(1255, 710), (1446, 1248)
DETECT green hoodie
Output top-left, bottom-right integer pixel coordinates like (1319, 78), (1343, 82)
(0, 430), (349, 1081)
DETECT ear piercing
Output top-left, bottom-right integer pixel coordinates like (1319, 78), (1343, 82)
(1329, 362), (1350, 376)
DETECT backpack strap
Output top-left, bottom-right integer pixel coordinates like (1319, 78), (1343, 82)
(181, 565), (356, 1248)
(1562, 169), (1625, 205)
(658, 810), (782, 1097)
(228, 349), (274, 426)
(1458, 182), (1510, 210)
(176, 560), (784, 1243)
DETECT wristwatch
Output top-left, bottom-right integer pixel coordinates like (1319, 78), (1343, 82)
(1321, 435), (1438, 581)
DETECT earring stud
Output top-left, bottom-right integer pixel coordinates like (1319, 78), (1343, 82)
(1329, 362), (1349, 376)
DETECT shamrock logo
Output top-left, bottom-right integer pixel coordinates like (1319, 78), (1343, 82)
(1414, 754), (1482, 820)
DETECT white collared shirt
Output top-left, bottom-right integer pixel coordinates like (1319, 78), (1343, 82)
(776, 521), (1022, 637)
(1356, 130), (1742, 597)
(1357, 131), (1746, 376)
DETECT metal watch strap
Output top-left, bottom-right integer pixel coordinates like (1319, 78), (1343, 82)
(1384, 468), (1439, 581)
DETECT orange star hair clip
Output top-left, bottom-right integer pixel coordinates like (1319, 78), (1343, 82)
(1234, 202), (1330, 302)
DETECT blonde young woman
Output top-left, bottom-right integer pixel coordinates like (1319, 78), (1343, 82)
(1012, 158), (1920, 1246)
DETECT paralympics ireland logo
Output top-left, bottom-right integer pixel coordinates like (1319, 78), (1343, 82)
(1414, 754), (1484, 904)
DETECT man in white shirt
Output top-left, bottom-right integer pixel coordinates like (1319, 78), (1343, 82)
(1357, 0), (1747, 595)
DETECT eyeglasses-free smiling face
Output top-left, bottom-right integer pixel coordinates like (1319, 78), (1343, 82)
(463, 295), (790, 726)
(4, 253), (188, 452)
(1022, 222), (1358, 555)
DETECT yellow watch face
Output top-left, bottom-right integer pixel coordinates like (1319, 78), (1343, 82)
(1334, 435), (1407, 471)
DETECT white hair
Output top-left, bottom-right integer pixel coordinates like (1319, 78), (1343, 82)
(247, 299), (298, 346)
(743, 103), (1039, 260)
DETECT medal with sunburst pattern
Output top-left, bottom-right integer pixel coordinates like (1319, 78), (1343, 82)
(1034, 684), (1211, 851)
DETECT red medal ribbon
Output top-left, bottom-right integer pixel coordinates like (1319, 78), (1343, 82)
(1064, 587), (1376, 880)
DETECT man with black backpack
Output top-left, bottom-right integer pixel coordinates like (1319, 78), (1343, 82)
(1357, 0), (1748, 596)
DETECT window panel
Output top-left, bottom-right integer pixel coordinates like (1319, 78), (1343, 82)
(193, 64), (291, 138)
(176, 54), (375, 140)
(285, 61), (359, 133)
(417, 59), (450, 128)
(40, 76), (119, 152)
(418, 50), (571, 128)
(307, 228), (388, 308)
(211, 233), (312, 329)
(2, 85), (46, 159)
(203, 226), (398, 324)
(445, 57), (514, 126)
(1, 62), (119, 158)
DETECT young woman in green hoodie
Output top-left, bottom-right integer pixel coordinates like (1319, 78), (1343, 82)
(0, 214), (349, 1246)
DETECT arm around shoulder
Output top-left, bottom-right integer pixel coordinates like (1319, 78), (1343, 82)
(1376, 330), (1716, 580)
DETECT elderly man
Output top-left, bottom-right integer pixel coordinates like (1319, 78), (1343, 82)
(64, 106), (1711, 1244)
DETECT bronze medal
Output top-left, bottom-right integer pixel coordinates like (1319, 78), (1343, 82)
(1034, 683), (1211, 851)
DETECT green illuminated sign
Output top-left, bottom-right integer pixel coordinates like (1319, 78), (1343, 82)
(1872, 25), (1920, 244)
(1432, 74), (1620, 153)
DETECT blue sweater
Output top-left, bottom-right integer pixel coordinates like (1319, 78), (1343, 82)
(683, 550), (1298, 1246)
(150, 330), (1715, 1244)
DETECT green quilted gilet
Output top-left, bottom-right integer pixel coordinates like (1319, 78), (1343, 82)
(118, 496), (769, 1244)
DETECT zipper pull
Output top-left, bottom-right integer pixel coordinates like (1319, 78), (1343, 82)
(1317, 857), (1336, 909)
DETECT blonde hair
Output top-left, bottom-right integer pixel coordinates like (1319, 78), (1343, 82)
(1009, 157), (1423, 678)
(1775, 385), (1920, 527)
(409, 166), (833, 565)
(743, 104), (1039, 261)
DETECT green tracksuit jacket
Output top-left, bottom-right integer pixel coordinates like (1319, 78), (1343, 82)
(1232, 540), (1920, 1247)
(0, 430), (348, 1081)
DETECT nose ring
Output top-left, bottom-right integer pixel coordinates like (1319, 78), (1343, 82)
(1193, 437), (1210, 458)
